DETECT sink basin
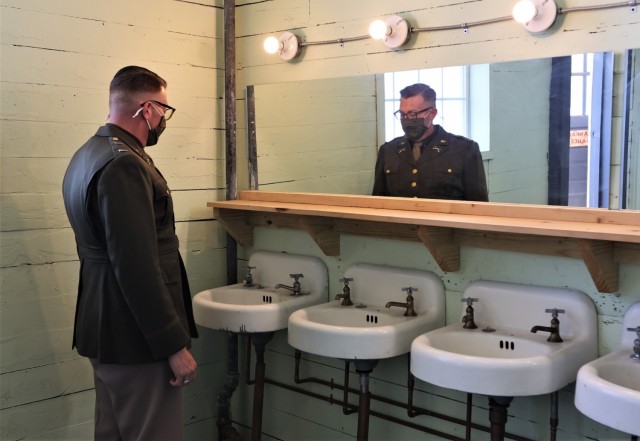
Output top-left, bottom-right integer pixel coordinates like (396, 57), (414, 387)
(193, 251), (328, 333)
(411, 281), (597, 396)
(288, 263), (445, 360)
(575, 301), (640, 436)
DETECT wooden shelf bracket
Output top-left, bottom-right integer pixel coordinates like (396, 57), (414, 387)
(214, 208), (254, 247)
(298, 217), (340, 256)
(576, 239), (618, 293)
(417, 226), (460, 272)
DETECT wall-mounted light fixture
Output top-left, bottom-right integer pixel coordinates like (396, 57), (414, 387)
(263, 31), (300, 61)
(512, 0), (558, 33)
(368, 15), (410, 48)
(262, 1), (635, 62)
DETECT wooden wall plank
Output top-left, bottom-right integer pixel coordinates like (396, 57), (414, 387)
(0, 390), (95, 441)
(0, 1), (225, 439)
(0, 358), (93, 409)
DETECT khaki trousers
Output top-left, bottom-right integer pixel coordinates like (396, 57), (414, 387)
(90, 359), (184, 441)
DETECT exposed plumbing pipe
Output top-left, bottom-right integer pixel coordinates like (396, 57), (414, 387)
(250, 332), (274, 441)
(220, 1), (238, 439)
(488, 396), (513, 441)
(550, 391), (559, 441)
(465, 393), (473, 441)
(216, 332), (240, 441)
(353, 360), (378, 441)
(265, 375), (464, 440)
(357, 370), (371, 441)
(405, 354), (531, 441)
(244, 341), (534, 441)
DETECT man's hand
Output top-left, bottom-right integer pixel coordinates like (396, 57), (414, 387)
(168, 347), (197, 387)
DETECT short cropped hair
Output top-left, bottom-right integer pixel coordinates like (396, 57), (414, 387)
(400, 83), (437, 104)
(110, 66), (167, 96)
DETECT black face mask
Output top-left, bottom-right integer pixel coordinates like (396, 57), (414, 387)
(401, 118), (429, 142)
(145, 116), (166, 146)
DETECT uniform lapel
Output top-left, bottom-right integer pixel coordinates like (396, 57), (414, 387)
(417, 126), (450, 163)
(395, 138), (415, 164)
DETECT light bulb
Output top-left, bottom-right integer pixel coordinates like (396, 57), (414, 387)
(513, 0), (538, 24)
(369, 20), (389, 40)
(263, 36), (281, 54)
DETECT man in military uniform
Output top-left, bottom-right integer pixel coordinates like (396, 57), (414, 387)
(62, 66), (198, 440)
(372, 83), (488, 201)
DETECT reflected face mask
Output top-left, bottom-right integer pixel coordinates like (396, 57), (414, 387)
(401, 118), (429, 142)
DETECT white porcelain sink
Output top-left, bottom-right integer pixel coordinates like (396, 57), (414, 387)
(193, 251), (328, 333)
(411, 281), (597, 396)
(288, 263), (445, 360)
(575, 301), (640, 436)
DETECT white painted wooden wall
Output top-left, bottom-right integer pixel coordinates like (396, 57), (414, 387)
(0, 1), (228, 439)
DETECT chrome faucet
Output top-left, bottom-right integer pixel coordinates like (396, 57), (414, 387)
(275, 273), (304, 296)
(627, 326), (640, 360)
(531, 308), (565, 343)
(243, 266), (255, 287)
(461, 297), (479, 329)
(386, 287), (418, 317)
(335, 277), (354, 306)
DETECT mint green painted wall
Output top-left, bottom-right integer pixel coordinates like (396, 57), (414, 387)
(233, 228), (639, 440)
(0, 1), (227, 439)
(254, 76), (378, 194)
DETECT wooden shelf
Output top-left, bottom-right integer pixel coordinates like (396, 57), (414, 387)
(209, 191), (640, 294)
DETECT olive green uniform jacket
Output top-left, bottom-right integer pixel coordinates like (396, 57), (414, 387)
(372, 125), (488, 201)
(62, 124), (198, 364)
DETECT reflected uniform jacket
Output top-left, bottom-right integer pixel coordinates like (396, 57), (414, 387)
(372, 125), (489, 201)
(62, 124), (198, 364)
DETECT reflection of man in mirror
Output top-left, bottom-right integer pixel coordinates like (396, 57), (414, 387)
(372, 83), (488, 201)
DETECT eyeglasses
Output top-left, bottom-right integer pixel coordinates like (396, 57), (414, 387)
(132, 100), (176, 121)
(393, 106), (433, 121)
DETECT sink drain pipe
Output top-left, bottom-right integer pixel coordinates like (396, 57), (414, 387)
(249, 332), (275, 441)
(354, 360), (379, 441)
(550, 391), (559, 441)
(488, 396), (514, 441)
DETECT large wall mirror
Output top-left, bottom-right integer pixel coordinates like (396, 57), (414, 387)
(249, 48), (639, 210)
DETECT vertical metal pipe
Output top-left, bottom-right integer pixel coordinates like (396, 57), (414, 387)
(251, 344), (266, 441)
(406, 352), (418, 418)
(343, 361), (353, 415)
(246, 85), (258, 190)
(216, 332), (239, 441)
(220, 5), (238, 440)
(250, 332), (274, 441)
(224, 0), (236, 201)
(465, 393), (473, 441)
(357, 372), (371, 441)
(488, 396), (513, 441)
(549, 391), (559, 441)
(294, 349), (302, 382)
